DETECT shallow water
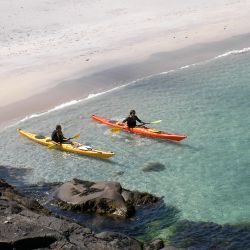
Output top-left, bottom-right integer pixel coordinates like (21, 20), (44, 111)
(0, 48), (250, 242)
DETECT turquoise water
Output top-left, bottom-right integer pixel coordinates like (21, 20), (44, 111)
(0, 49), (250, 233)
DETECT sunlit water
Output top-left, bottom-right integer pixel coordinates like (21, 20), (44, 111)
(0, 49), (250, 242)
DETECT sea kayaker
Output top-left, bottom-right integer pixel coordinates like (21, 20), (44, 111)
(51, 125), (70, 144)
(122, 110), (145, 128)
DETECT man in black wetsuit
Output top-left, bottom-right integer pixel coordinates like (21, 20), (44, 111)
(51, 125), (69, 143)
(122, 110), (145, 128)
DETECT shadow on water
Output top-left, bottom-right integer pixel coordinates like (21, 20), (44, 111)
(157, 139), (197, 149)
(168, 220), (250, 250)
(49, 201), (179, 240)
(11, 182), (250, 248)
(0, 166), (32, 187)
(115, 130), (199, 150)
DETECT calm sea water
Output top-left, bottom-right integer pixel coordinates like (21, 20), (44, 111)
(0, 49), (250, 245)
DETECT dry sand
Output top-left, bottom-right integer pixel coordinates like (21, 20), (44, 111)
(1, 0), (250, 126)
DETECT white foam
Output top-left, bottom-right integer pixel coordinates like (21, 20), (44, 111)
(5, 46), (250, 130)
(7, 100), (82, 128)
(160, 47), (250, 75)
(86, 82), (131, 99)
(7, 75), (152, 130)
(5, 83), (132, 129)
(214, 47), (250, 59)
(180, 63), (199, 69)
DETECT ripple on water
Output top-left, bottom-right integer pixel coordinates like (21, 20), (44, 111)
(0, 50), (250, 243)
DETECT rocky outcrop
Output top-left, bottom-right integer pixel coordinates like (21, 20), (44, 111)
(54, 179), (161, 218)
(0, 179), (49, 215)
(121, 189), (160, 206)
(0, 178), (165, 250)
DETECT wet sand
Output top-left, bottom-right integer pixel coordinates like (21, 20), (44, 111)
(1, 33), (250, 128)
(1, 0), (250, 128)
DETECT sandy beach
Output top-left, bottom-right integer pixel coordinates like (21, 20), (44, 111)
(1, 0), (250, 127)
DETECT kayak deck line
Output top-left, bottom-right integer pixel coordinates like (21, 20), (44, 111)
(91, 114), (187, 141)
(17, 128), (115, 159)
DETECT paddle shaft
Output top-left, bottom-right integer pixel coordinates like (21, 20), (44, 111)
(48, 133), (80, 148)
(111, 120), (161, 133)
(144, 120), (162, 124)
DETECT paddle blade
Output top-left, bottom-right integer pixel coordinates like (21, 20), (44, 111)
(150, 120), (162, 124)
(111, 128), (121, 133)
(72, 133), (80, 139)
(48, 143), (57, 149)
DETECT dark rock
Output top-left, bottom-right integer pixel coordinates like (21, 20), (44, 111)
(144, 239), (164, 250)
(4, 200), (22, 214)
(142, 162), (166, 172)
(95, 231), (142, 249)
(0, 179), (146, 250)
(0, 179), (12, 188)
(0, 180), (50, 214)
(0, 179), (49, 215)
(122, 189), (161, 206)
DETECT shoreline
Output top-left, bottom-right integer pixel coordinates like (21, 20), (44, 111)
(1, 33), (250, 129)
(1, 0), (250, 128)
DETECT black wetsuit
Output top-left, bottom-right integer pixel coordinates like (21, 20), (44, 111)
(123, 115), (142, 128)
(51, 130), (67, 143)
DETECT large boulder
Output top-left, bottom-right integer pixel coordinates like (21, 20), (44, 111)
(54, 179), (161, 218)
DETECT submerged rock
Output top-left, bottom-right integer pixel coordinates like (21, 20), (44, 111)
(112, 171), (125, 177)
(54, 178), (161, 218)
(142, 162), (166, 172)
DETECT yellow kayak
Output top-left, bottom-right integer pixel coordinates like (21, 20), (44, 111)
(17, 129), (115, 159)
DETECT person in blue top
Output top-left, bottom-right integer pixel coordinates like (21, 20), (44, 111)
(122, 110), (145, 128)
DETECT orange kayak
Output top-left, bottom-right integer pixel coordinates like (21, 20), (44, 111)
(91, 115), (187, 141)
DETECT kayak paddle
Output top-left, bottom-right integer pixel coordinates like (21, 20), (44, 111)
(111, 128), (122, 133)
(144, 120), (162, 124)
(48, 133), (80, 148)
(68, 133), (80, 139)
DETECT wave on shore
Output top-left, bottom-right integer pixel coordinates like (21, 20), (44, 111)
(5, 46), (250, 130)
